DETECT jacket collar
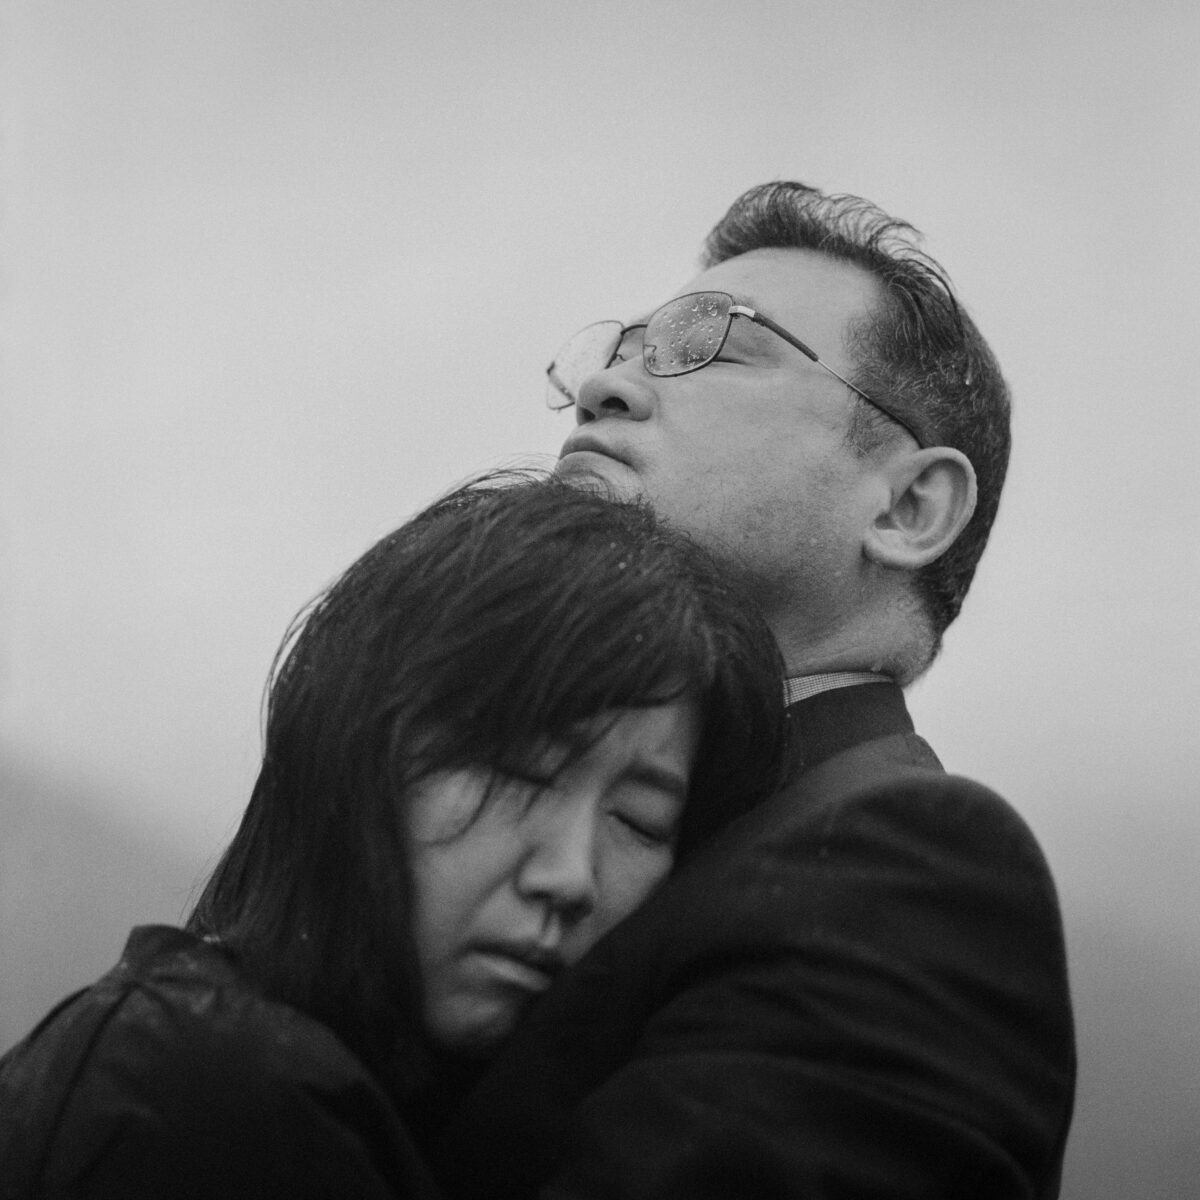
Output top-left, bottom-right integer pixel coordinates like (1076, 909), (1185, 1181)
(787, 681), (914, 772)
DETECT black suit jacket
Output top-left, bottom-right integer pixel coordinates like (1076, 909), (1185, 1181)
(433, 683), (1076, 1199)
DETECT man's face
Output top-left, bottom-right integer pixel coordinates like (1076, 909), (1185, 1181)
(555, 248), (886, 631)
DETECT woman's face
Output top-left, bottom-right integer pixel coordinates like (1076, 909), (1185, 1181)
(406, 700), (699, 1057)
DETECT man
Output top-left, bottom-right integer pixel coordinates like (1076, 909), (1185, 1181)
(432, 182), (1076, 1197)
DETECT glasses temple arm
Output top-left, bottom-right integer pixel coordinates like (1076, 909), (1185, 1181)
(746, 309), (852, 385)
(743, 307), (926, 447)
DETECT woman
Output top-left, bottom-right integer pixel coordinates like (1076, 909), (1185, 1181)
(0, 473), (788, 1199)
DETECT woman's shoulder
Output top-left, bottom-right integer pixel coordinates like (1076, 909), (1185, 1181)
(0, 925), (440, 1199)
(2, 925), (361, 1091)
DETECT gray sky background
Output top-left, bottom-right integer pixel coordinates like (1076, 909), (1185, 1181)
(2, 3), (1197, 1196)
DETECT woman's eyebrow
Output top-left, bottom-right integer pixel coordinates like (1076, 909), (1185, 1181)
(625, 763), (690, 799)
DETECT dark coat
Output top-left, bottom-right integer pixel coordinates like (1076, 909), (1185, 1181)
(433, 683), (1076, 1199)
(0, 926), (441, 1200)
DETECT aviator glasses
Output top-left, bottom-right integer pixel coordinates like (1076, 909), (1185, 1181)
(545, 290), (925, 447)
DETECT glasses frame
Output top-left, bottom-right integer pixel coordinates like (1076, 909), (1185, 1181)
(546, 290), (926, 447)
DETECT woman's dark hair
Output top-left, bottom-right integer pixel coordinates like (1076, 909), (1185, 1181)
(187, 470), (788, 1088)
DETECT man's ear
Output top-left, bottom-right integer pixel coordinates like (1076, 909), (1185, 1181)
(863, 447), (977, 571)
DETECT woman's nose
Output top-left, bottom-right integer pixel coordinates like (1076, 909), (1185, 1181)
(514, 802), (599, 924)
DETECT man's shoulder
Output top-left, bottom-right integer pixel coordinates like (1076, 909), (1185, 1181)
(751, 684), (1045, 874)
(790, 729), (1052, 877)
(777, 729), (1037, 845)
(707, 721), (1004, 851)
(646, 727), (1062, 970)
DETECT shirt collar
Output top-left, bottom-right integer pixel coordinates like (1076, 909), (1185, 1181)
(782, 671), (892, 707)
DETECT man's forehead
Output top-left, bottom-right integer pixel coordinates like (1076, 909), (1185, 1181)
(630, 247), (879, 331)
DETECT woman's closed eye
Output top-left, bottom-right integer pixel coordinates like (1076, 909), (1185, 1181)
(608, 785), (684, 848)
(612, 810), (675, 846)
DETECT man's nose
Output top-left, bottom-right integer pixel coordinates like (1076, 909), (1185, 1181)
(514, 801), (599, 924)
(574, 358), (656, 424)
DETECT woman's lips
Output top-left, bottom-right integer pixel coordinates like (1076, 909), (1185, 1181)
(470, 941), (566, 991)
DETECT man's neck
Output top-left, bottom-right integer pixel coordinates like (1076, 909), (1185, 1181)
(768, 595), (922, 685)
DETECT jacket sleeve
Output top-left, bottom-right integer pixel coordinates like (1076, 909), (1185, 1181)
(540, 774), (1075, 1200)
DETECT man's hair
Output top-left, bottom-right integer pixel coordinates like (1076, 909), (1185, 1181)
(703, 181), (1011, 658)
(187, 471), (787, 1089)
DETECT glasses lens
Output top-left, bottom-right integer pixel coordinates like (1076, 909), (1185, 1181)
(643, 292), (731, 377)
(545, 320), (623, 410)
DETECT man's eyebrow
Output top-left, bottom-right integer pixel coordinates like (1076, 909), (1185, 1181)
(727, 298), (777, 348)
(729, 291), (776, 319)
(629, 292), (770, 324)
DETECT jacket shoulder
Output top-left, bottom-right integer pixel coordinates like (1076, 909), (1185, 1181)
(0, 927), (435, 1200)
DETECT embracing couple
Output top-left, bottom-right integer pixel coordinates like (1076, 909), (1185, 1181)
(0, 182), (1076, 1199)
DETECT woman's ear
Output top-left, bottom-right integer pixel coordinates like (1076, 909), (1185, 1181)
(863, 447), (977, 571)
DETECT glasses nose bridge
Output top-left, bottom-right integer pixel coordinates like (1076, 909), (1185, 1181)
(588, 321), (647, 383)
(574, 328), (658, 421)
